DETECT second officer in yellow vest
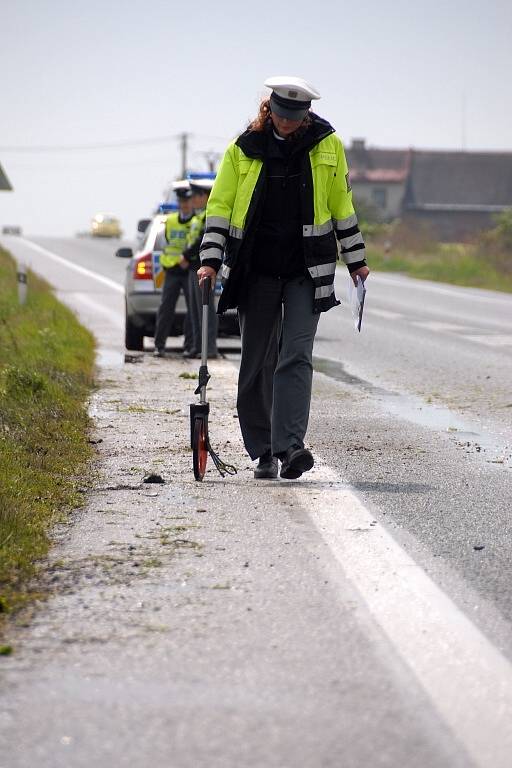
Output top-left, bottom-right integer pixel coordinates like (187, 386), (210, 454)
(154, 180), (194, 357)
(182, 178), (218, 358)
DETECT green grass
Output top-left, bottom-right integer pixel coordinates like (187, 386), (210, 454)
(0, 247), (96, 620)
(365, 243), (512, 293)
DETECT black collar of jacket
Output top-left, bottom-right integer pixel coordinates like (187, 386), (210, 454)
(235, 113), (335, 160)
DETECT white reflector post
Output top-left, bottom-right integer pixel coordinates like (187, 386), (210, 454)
(17, 262), (27, 305)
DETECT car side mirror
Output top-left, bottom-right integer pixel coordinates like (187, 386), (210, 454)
(115, 247), (133, 259)
(137, 219), (151, 234)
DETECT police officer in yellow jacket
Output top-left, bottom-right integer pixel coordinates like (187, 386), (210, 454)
(182, 178), (218, 358)
(197, 76), (369, 479)
(154, 180), (194, 357)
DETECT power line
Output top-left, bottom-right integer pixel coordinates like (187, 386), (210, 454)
(0, 132), (230, 153)
(6, 156), (176, 170)
(0, 135), (176, 152)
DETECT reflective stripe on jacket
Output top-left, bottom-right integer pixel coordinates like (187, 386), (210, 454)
(182, 209), (206, 271)
(200, 129), (365, 314)
(186, 210), (206, 248)
(160, 212), (192, 269)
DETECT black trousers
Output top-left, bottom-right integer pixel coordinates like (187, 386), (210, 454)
(154, 267), (191, 351)
(237, 273), (320, 460)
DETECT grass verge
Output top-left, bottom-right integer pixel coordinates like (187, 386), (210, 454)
(0, 246), (95, 623)
(365, 243), (512, 293)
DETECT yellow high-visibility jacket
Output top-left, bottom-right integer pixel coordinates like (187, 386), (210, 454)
(160, 212), (192, 269)
(199, 116), (366, 313)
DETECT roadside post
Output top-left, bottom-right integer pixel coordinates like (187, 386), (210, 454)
(17, 262), (27, 305)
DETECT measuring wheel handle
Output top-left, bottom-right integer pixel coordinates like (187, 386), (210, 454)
(201, 276), (212, 305)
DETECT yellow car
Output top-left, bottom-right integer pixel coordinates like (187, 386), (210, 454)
(90, 213), (122, 238)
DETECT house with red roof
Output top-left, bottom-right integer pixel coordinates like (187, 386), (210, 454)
(346, 139), (512, 241)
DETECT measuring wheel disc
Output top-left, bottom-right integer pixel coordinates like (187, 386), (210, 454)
(193, 417), (208, 481)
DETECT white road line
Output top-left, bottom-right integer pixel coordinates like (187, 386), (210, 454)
(63, 292), (124, 328)
(366, 307), (404, 320)
(17, 238), (124, 294)
(371, 272), (512, 306)
(302, 464), (512, 768)
(413, 320), (470, 333)
(413, 322), (512, 344)
(463, 334), (512, 347)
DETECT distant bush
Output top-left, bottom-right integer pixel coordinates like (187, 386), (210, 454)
(493, 209), (512, 248)
(357, 209), (512, 293)
(353, 196), (383, 238)
(368, 218), (437, 255)
(476, 209), (512, 274)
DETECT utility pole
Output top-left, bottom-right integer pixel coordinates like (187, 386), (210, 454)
(199, 150), (223, 173)
(461, 93), (467, 151)
(179, 132), (189, 177)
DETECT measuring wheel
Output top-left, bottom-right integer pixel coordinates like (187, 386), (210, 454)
(192, 415), (208, 481)
(189, 277), (237, 482)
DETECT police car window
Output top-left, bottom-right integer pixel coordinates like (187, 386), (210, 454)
(153, 223), (167, 251)
(140, 224), (154, 250)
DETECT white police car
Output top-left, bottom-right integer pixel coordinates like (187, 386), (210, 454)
(116, 204), (239, 351)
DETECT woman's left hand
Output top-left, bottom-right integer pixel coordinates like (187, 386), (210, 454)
(351, 266), (370, 285)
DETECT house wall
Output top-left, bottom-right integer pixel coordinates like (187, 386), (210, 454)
(351, 181), (405, 221)
(403, 210), (496, 242)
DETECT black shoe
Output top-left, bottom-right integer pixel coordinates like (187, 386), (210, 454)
(280, 446), (314, 480)
(153, 348), (166, 358)
(254, 450), (278, 479)
(182, 349), (199, 359)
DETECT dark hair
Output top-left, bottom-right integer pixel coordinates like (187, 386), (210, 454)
(247, 98), (312, 138)
(247, 98), (272, 132)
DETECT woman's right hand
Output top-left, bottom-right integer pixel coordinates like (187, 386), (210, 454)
(351, 265), (370, 286)
(197, 266), (217, 288)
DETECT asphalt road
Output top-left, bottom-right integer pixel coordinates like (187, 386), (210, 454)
(1, 234), (512, 768)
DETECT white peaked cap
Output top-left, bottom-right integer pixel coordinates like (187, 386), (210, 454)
(189, 178), (215, 192)
(172, 179), (191, 191)
(264, 76), (321, 102)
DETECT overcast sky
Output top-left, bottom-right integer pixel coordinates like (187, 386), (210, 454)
(1, 0), (511, 237)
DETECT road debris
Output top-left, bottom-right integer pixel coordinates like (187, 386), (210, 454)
(143, 473), (165, 484)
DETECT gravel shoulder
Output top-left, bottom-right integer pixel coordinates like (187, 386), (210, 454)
(0, 352), (471, 768)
